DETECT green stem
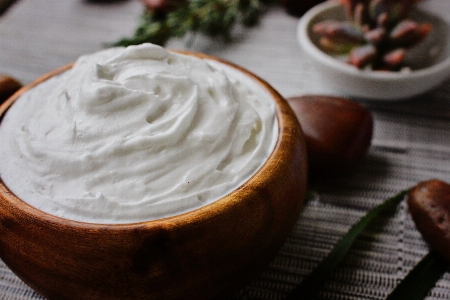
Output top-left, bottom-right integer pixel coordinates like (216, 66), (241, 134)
(386, 251), (448, 300)
(111, 0), (265, 47)
(285, 189), (409, 300)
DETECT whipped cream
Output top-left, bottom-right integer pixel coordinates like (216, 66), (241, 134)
(0, 44), (278, 224)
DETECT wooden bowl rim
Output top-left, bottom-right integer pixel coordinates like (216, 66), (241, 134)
(0, 50), (303, 230)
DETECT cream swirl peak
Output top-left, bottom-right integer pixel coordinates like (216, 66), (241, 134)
(0, 44), (278, 224)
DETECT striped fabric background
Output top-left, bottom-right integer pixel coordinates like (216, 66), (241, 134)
(1, 0), (450, 299)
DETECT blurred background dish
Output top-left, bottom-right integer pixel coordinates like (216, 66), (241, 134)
(297, 1), (450, 101)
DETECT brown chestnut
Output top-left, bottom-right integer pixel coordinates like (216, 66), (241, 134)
(0, 75), (22, 105)
(407, 179), (450, 263)
(287, 95), (373, 179)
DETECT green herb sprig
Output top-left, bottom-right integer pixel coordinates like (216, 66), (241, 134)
(113, 0), (273, 47)
(386, 251), (448, 300)
(285, 189), (409, 299)
(286, 187), (449, 300)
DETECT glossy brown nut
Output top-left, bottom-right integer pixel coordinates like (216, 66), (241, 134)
(287, 95), (373, 179)
(0, 75), (22, 105)
(407, 179), (450, 263)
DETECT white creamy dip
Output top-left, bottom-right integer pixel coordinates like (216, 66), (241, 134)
(0, 44), (278, 224)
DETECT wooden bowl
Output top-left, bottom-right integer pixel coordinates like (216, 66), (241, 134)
(0, 52), (308, 300)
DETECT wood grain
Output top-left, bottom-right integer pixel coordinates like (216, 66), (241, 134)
(0, 52), (308, 300)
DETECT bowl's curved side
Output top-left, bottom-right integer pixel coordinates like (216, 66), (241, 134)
(0, 53), (308, 300)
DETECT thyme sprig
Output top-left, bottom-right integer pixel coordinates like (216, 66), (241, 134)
(113, 0), (272, 47)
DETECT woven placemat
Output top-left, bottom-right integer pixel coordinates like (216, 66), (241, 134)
(1, 0), (449, 299)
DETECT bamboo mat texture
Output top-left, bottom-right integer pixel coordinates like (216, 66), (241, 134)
(1, 0), (450, 299)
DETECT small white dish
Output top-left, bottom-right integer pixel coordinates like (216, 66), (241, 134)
(297, 1), (450, 101)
